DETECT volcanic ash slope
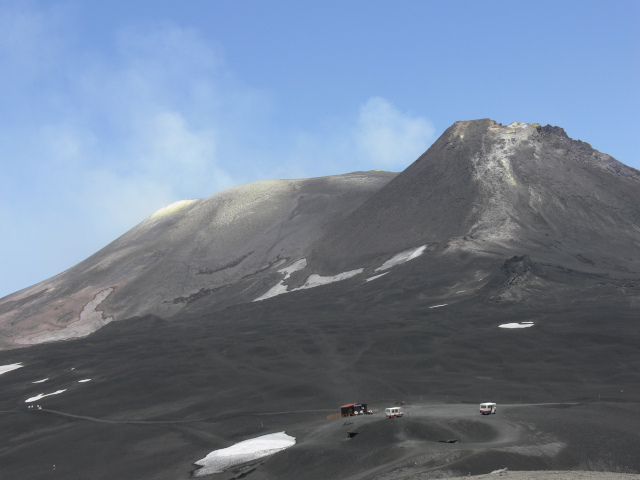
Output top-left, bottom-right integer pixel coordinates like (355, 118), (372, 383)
(0, 171), (395, 349)
(306, 119), (640, 274)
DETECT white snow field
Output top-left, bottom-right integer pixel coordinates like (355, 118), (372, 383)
(499, 322), (535, 329)
(194, 431), (296, 476)
(375, 245), (427, 271)
(0, 363), (23, 376)
(25, 389), (67, 403)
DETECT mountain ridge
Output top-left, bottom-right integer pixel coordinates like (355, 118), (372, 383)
(305, 119), (639, 274)
(0, 171), (396, 349)
(0, 119), (638, 351)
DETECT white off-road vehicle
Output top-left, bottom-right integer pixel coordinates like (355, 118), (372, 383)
(479, 402), (497, 414)
(385, 407), (403, 418)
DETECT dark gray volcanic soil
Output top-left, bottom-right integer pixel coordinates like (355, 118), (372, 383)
(1, 248), (639, 479)
(0, 119), (639, 479)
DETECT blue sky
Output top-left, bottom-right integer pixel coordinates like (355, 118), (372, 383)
(1, 0), (638, 298)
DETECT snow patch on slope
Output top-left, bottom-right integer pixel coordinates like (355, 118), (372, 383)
(25, 389), (67, 403)
(298, 269), (364, 289)
(279, 259), (307, 279)
(255, 244), (429, 302)
(366, 272), (388, 282)
(194, 431), (295, 476)
(375, 245), (427, 271)
(0, 363), (23, 376)
(254, 281), (289, 302)
(253, 259), (308, 301)
(254, 266), (363, 302)
(499, 322), (534, 329)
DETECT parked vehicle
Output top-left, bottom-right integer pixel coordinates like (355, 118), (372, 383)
(385, 407), (403, 418)
(479, 402), (497, 414)
(340, 403), (368, 417)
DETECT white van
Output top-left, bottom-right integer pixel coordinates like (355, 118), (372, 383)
(479, 402), (497, 415)
(385, 407), (403, 418)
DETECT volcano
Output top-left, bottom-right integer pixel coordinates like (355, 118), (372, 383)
(0, 119), (638, 479)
